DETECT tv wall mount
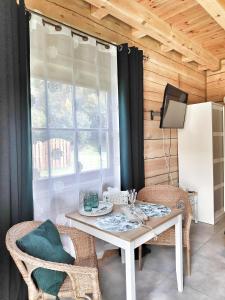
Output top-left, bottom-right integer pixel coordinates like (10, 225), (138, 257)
(150, 110), (161, 120)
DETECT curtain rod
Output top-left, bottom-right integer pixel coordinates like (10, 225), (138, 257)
(27, 10), (115, 48)
(26, 9), (149, 60)
(118, 44), (149, 60)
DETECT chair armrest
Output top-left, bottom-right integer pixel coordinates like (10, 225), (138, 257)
(40, 260), (98, 276)
(18, 250), (98, 275)
(21, 254), (99, 299)
(56, 225), (97, 262)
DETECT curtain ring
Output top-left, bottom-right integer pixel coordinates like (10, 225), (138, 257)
(27, 11), (32, 21)
(82, 36), (88, 41)
(42, 19), (62, 31)
(118, 45), (123, 52)
(128, 47), (131, 54)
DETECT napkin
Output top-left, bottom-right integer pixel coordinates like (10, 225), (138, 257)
(120, 206), (146, 223)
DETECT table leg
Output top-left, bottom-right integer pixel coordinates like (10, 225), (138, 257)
(175, 214), (183, 292)
(121, 249), (125, 264)
(125, 245), (136, 300)
(194, 195), (198, 223)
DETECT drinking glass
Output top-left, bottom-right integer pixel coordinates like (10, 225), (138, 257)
(90, 192), (99, 208)
(83, 193), (93, 212)
(128, 189), (137, 210)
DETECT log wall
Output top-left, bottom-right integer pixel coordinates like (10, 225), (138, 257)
(207, 60), (225, 102)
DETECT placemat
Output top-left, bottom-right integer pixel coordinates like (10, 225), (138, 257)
(95, 213), (141, 232)
(137, 203), (171, 217)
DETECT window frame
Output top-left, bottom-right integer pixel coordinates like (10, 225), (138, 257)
(31, 77), (115, 183)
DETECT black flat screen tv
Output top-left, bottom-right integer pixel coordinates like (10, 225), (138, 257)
(160, 84), (188, 129)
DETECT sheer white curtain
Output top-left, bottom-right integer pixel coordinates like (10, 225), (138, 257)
(30, 14), (120, 227)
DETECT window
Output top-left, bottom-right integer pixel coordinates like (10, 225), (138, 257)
(31, 80), (111, 179)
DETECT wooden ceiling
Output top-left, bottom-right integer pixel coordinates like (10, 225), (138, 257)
(138, 0), (225, 60)
(84, 0), (225, 71)
(25, 0), (225, 71)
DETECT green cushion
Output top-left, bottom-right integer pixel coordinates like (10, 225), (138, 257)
(16, 220), (74, 297)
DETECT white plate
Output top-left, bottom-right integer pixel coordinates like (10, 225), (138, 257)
(79, 201), (113, 217)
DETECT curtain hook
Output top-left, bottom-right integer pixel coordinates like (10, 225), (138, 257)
(128, 47), (131, 54)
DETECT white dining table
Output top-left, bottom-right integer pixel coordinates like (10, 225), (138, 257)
(66, 204), (183, 300)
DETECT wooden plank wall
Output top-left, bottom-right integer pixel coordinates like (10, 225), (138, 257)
(26, 0), (206, 187)
(207, 60), (225, 102)
(143, 60), (205, 186)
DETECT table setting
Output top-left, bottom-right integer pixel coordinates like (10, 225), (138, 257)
(78, 189), (172, 233)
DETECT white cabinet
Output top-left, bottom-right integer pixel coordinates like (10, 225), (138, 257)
(178, 102), (224, 225)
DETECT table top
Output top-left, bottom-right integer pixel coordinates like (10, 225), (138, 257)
(66, 203), (182, 243)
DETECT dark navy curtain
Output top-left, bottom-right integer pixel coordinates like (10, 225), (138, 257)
(0, 1), (33, 299)
(117, 44), (144, 192)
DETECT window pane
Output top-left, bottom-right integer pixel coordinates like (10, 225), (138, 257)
(31, 78), (46, 128)
(48, 81), (73, 128)
(78, 131), (101, 172)
(101, 132), (109, 168)
(32, 130), (49, 179)
(99, 91), (108, 128)
(49, 131), (75, 177)
(76, 87), (100, 129)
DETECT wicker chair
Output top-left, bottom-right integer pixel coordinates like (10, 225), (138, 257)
(6, 221), (101, 300)
(137, 185), (192, 275)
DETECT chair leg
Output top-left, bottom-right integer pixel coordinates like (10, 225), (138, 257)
(41, 293), (51, 300)
(28, 288), (39, 300)
(93, 292), (102, 300)
(138, 245), (143, 271)
(186, 247), (191, 276)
